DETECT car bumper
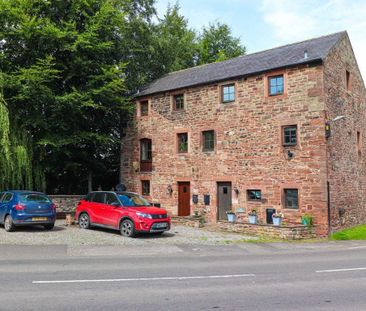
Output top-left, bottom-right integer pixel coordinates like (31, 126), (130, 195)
(11, 212), (56, 226)
(136, 220), (171, 233)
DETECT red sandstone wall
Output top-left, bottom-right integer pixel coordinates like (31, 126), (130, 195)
(324, 34), (366, 232)
(121, 64), (329, 235)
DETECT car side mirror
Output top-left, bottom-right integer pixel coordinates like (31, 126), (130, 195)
(111, 202), (121, 207)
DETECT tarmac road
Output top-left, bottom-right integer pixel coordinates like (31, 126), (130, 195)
(1, 241), (366, 310)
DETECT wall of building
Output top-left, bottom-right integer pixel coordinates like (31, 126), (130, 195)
(324, 35), (366, 232)
(121, 63), (329, 236)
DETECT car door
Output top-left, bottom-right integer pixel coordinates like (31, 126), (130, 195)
(103, 193), (122, 228)
(89, 192), (107, 225)
(0, 193), (13, 223)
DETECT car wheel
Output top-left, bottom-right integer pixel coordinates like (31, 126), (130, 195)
(4, 215), (15, 232)
(79, 213), (90, 229)
(44, 224), (55, 230)
(120, 219), (135, 237)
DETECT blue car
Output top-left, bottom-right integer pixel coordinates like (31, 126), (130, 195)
(0, 190), (56, 232)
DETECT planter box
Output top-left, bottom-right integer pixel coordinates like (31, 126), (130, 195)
(248, 215), (258, 224)
(273, 217), (282, 226)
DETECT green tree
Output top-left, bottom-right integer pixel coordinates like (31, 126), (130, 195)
(196, 22), (246, 65)
(0, 0), (129, 193)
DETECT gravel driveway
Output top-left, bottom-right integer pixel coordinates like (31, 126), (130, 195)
(0, 220), (256, 246)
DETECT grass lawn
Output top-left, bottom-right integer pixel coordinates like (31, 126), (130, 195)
(331, 224), (366, 240)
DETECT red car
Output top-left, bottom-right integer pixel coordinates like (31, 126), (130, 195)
(75, 191), (170, 237)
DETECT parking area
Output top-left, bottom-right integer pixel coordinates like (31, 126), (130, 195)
(0, 220), (256, 246)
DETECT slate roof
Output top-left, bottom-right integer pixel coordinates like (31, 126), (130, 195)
(137, 31), (346, 97)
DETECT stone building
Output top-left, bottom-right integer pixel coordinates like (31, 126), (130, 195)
(121, 31), (366, 236)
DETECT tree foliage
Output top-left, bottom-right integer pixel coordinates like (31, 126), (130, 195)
(0, 0), (246, 193)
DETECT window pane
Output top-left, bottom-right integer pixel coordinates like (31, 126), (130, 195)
(285, 189), (298, 209)
(178, 133), (188, 153)
(174, 94), (184, 110)
(140, 139), (152, 161)
(283, 126), (297, 145)
(269, 75), (284, 96)
(105, 193), (119, 205)
(140, 101), (148, 116)
(222, 84), (235, 102)
(203, 130), (215, 151)
(247, 190), (261, 200)
(142, 180), (150, 195)
(92, 192), (105, 203)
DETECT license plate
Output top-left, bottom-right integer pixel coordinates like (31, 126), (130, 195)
(155, 222), (167, 228)
(32, 217), (48, 221)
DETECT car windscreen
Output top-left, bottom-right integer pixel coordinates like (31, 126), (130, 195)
(117, 193), (150, 207)
(20, 194), (51, 203)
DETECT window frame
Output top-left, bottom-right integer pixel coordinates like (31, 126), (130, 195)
(346, 70), (351, 91)
(139, 100), (149, 116)
(247, 190), (262, 201)
(141, 180), (150, 196)
(177, 132), (188, 153)
(282, 125), (298, 147)
(283, 189), (299, 209)
(202, 130), (215, 152)
(173, 94), (185, 111)
(140, 138), (152, 172)
(221, 83), (236, 103)
(268, 74), (284, 96)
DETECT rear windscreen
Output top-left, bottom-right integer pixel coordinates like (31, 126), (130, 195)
(20, 194), (51, 203)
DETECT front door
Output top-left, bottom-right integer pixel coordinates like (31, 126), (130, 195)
(217, 182), (232, 220)
(178, 182), (190, 216)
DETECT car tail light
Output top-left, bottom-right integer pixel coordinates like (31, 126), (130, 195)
(77, 201), (82, 206)
(14, 204), (25, 211)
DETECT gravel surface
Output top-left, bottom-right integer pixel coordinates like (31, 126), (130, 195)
(0, 220), (256, 246)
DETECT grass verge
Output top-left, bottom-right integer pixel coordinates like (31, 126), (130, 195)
(331, 224), (366, 240)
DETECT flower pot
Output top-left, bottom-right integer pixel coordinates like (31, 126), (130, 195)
(227, 213), (236, 222)
(248, 215), (257, 224)
(273, 217), (282, 226)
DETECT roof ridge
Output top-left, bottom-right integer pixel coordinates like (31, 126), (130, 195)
(163, 31), (346, 77)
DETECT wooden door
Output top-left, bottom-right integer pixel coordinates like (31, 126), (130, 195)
(178, 182), (190, 216)
(217, 182), (232, 220)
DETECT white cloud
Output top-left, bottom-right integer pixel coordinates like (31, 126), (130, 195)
(261, 0), (366, 80)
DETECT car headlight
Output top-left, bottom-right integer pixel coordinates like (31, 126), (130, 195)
(136, 212), (152, 219)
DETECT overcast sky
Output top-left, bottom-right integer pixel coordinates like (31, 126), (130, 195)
(156, 0), (366, 80)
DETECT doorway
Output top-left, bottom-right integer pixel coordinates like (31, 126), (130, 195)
(217, 182), (232, 220)
(178, 182), (190, 216)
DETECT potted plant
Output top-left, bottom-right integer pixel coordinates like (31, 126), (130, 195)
(226, 211), (236, 222)
(272, 211), (284, 226)
(248, 208), (258, 224)
(301, 214), (313, 227)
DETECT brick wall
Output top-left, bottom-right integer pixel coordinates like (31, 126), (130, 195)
(324, 35), (366, 232)
(121, 63), (330, 236)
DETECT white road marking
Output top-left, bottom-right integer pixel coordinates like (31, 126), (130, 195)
(32, 273), (255, 284)
(316, 267), (366, 273)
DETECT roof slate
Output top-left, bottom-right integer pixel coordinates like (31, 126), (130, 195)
(137, 31), (346, 97)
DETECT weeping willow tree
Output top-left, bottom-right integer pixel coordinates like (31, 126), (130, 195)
(0, 88), (42, 190)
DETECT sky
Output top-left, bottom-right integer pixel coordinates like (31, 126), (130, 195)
(155, 0), (366, 80)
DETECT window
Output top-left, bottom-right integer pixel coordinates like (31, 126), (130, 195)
(92, 192), (105, 203)
(177, 133), (188, 153)
(284, 189), (299, 209)
(105, 193), (119, 205)
(247, 190), (262, 201)
(174, 94), (184, 110)
(222, 84), (235, 103)
(357, 131), (362, 155)
(346, 70), (351, 90)
(140, 139), (152, 172)
(140, 100), (149, 116)
(202, 130), (215, 151)
(268, 75), (284, 96)
(142, 180), (150, 196)
(283, 125), (297, 146)
(1, 193), (13, 203)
